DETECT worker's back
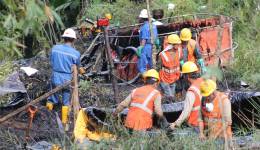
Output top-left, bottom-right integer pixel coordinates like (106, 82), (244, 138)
(50, 44), (80, 74)
(125, 85), (160, 130)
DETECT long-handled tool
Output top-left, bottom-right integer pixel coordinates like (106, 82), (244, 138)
(25, 105), (38, 141)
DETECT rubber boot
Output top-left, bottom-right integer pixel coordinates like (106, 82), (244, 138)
(62, 106), (69, 131)
(46, 102), (54, 111)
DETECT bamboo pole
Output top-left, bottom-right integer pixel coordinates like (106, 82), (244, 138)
(103, 27), (119, 103)
(0, 81), (71, 123)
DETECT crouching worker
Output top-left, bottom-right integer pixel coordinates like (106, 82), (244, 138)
(74, 108), (115, 147)
(200, 79), (232, 142)
(158, 34), (183, 101)
(113, 69), (164, 131)
(169, 61), (204, 135)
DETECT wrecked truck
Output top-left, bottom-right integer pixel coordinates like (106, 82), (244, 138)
(77, 13), (260, 130)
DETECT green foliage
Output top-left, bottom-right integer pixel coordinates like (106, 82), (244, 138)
(83, 0), (145, 26)
(0, 0), (64, 60)
(0, 61), (14, 83)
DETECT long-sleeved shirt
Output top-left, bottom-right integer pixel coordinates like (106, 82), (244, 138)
(219, 93), (232, 124)
(115, 93), (163, 117)
(174, 91), (202, 126)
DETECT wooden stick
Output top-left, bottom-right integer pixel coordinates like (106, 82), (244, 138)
(0, 81), (71, 123)
(103, 27), (119, 103)
(80, 33), (101, 60)
(71, 65), (81, 124)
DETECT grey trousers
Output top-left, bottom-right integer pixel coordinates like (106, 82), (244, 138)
(160, 82), (176, 97)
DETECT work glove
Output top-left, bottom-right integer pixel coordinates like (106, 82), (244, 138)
(79, 67), (86, 75)
(136, 46), (144, 57)
(180, 60), (184, 67)
(155, 38), (161, 51)
(198, 58), (207, 74)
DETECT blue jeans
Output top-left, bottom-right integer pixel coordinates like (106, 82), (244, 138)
(47, 83), (71, 106)
(47, 72), (71, 106)
(137, 44), (153, 73)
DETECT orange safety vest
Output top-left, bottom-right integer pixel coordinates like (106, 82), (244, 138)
(187, 78), (203, 127)
(159, 47), (182, 84)
(187, 39), (197, 63)
(202, 92), (232, 139)
(125, 85), (161, 130)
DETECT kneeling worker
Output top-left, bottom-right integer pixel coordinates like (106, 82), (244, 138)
(169, 61), (204, 135)
(199, 79), (232, 140)
(158, 34), (183, 100)
(113, 69), (164, 131)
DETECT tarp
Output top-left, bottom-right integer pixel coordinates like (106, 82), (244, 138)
(0, 72), (26, 96)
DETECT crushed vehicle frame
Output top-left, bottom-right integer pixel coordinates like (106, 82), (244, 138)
(78, 13), (238, 85)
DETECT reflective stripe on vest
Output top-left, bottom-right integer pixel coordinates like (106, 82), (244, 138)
(202, 92), (229, 122)
(204, 117), (221, 122)
(177, 47), (181, 59)
(162, 67), (180, 73)
(130, 89), (158, 115)
(161, 51), (169, 62)
(191, 105), (201, 111)
(189, 86), (202, 112)
(161, 47), (181, 62)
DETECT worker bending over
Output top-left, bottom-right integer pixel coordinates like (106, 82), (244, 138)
(113, 69), (164, 131)
(180, 28), (206, 74)
(137, 9), (159, 74)
(199, 79), (232, 141)
(170, 62), (204, 135)
(158, 34), (183, 100)
(46, 28), (80, 127)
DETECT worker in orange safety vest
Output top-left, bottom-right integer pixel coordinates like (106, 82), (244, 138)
(113, 69), (164, 131)
(180, 28), (206, 74)
(158, 34), (183, 101)
(169, 61), (204, 136)
(199, 79), (232, 141)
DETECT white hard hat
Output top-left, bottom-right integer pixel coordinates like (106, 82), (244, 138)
(168, 3), (175, 10)
(139, 9), (148, 18)
(62, 28), (76, 39)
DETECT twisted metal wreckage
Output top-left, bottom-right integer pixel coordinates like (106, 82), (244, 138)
(76, 13), (260, 128)
(0, 14), (259, 147)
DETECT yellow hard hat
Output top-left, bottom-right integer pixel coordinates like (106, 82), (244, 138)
(105, 13), (112, 20)
(168, 34), (181, 44)
(181, 61), (198, 73)
(200, 79), (217, 97)
(143, 69), (159, 80)
(180, 28), (192, 41)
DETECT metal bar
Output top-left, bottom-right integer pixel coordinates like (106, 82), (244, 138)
(106, 23), (232, 39)
(108, 13), (233, 31)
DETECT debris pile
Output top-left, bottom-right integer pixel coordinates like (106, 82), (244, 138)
(0, 57), (51, 108)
